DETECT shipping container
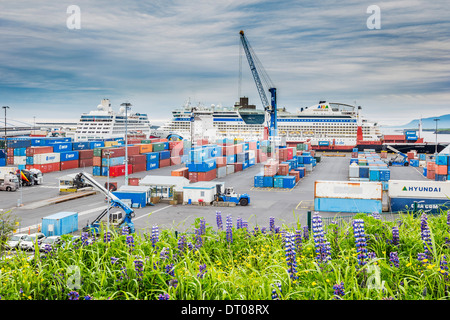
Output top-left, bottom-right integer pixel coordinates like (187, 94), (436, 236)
(102, 147), (125, 158)
(226, 164), (235, 175)
(388, 180), (450, 199)
(79, 158), (94, 168)
(315, 181), (382, 200)
(41, 211), (78, 237)
(390, 197), (450, 214)
(314, 197), (382, 213)
(60, 151), (79, 162)
(146, 160), (159, 171)
(102, 156), (125, 167)
(52, 142), (73, 152)
(128, 154), (146, 165)
(217, 166), (227, 179)
(159, 150), (171, 160)
(33, 153), (60, 164)
(159, 158), (170, 168)
(109, 164), (132, 177)
(198, 168), (217, 181)
(172, 167), (189, 178)
(60, 160), (79, 171)
(132, 163), (146, 173)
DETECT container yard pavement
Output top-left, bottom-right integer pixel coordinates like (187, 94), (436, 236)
(0, 153), (428, 234)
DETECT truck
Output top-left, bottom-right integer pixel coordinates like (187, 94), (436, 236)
(214, 184), (250, 206)
(71, 172), (136, 234)
(0, 167), (19, 191)
(0, 174), (19, 191)
(17, 169), (43, 186)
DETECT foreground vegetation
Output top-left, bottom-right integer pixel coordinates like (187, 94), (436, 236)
(0, 211), (449, 300)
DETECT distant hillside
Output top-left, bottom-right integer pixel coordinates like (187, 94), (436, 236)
(396, 114), (450, 130)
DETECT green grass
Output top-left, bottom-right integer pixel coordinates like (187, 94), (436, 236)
(0, 212), (449, 300)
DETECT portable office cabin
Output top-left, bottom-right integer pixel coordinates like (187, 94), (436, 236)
(183, 181), (225, 204)
(139, 175), (190, 200)
(117, 185), (153, 205)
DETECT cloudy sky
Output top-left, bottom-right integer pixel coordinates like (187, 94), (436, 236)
(0, 0), (449, 127)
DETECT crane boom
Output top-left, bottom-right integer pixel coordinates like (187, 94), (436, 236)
(239, 30), (270, 110)
(74, 172), (135, 233)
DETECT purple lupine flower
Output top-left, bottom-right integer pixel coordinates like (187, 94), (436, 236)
(216, 211), (223, 230)
(371, 212), (381, 220)
(253, 226), (260, 236)
(199, 218), (206, 235)
(275, 226), (281, 234)
(261, 227), (267, 234)
(242, 220), (248, 232)
(391, 226), (400, 246)
(169, 278), (178, 288)
(368, 251), (377, 260)
(158, 293), (170, 300)
(295, 229), (303, 251)
(197, 264), (207, 279)
(284, 232), (298, 280)
(303, 225), (309, 241)
(121, 226), (129, 235)
(165, 264), (175, 277)
(420, 213), (433, 260)
(236, 217), (243, 229)
(226, 215), (233, 243)
(269, 217), (275, 233)
(271, 282), (282, 300)
(84, 295), (92, 300)
(68, 291), (79, 300)
(194, 228), (203, 248)
(389, 252), (400, 268)
(126, 235), (135, 250)
(160, 247), (169, 260)
(352, 219), (368, 267)
(440, 255), (448, 277)
(178, 235), (187, 253)
(81, 232), (89, 246)
(151, 225), (159, 248)
(103, 231), (112, 243)
(418, 252), (427, 264)
(312, 213), (331, 264)
(111, 257), (119, 265)
(333, 282), (345, 299)
(134, 257), (144, 280)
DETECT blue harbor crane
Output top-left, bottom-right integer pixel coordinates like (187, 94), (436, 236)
(239, 30), (277, 140)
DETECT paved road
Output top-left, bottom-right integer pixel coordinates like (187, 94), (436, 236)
(0, 152), (431, 235)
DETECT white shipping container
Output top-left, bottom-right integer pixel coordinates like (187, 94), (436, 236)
(33, 153), (61, 164)
(388, 180), (450, 199)
(13, 156), (26, 165)
(217, 166), (227, 178)
(349, 165), (359, 178)
(315, 180), (382, 200)
(305, 163), (313, 172)
(248, 150), (256, 159)
(226, 164), (235, 175)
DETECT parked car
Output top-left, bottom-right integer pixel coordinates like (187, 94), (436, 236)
(5, 233), (28, 250)
(39, 236), (62, 252)
(18, 233), (46, 251)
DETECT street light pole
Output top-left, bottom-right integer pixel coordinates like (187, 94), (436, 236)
(434, 118), (440, 154)
(121, 102), (132, 186)
(104, 151), (111, 231)
(2, 106), (9, 150)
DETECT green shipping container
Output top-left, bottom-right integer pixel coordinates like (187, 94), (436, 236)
(152, 142), (165, 152)
(140, 139), (152, 144)
(93, 147), (107, 157)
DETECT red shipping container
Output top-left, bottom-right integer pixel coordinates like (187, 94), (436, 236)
(109, 164), (132, 177)
(128, 154), (146, 165)
(172, 167), (189, 178)
(287, 148), (294, 160)
(60, 160), (79, 171)
(198, 168), (217, 181)
(26, 146), (53, 157)
(234, 144), (243, 154)
(7, 157), (14, 165)
(102, 147), (125, 158)
(289, 170), (300, 183)
(127, 139), (142, 145)
(197, 139), (209, 146)
(132, 163), (146, 173)
(189, 172), (198, 183)
(257, 150), (268, 163)
(128, 177), (140, 186)
(427, 170), (435, 180)
(234, 162), (243, 172)
(127, 145), (140, 156)
(170, 156), (181, 166)
(248, 141), (257, 150)
(170, 146), (184, 157)
(32, 162), (60, 173)
(222, 145), (235, 156)
(79, 158), (94, 167)
(436, 165), (448, 175)
(7, 148), (14, 157)
(169, 141), (183, 150)
(427, 162), (436, 171)
(159, 158), (170, 168)
(264, 161), (279, 176)
(278, 164), (289, 176)
(216, 157), (227, 168)
(78, 149), (94, 160)
(93, 156), (102, 167)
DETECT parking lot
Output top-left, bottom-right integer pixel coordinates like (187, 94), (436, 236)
(0, 152), (428, 239)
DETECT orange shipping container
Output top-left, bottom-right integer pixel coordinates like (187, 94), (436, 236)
(138, 144), (153, 153)
(426, 162), (436, 172)
(436, 165), (448, 175)
(172, 167), (189, 178)
(93, 156), (102, 167)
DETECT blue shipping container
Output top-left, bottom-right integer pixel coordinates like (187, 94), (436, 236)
(274, 176), (284, 188)
(60, 151), (79, 162)
(390, 197), (450, 214)
(146, 160), (159, 171)
(0, 149), (5, 159)
(52, 142), (72, 152)
(102, 156), (125, 167)
(14, 148), (27, 156)
(72, 142), (90, 150)
(159, 150), (171, 160)
(254, 173), (264, 188)
(144, 152), (159, 162)
(436, 155), (448, 165)
(283, 176), (296, 188)
(89, 141), (105, 149)
(263, 176), (274, 188)
(196, 158), (216, 172)
(26, 157), (33, 165)
(41, 211), (78, 237)
(314, 198), (382, 214)
(359, 166), (370, 179)
(93, 166), (101, 176)
(113, 191), (147, 208)
(0, 158), (5, 167)
(379, 169), (390, 181)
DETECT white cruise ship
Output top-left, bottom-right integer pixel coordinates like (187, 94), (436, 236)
(75, 99), (151, 141)
(156, 97), (383, 150)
